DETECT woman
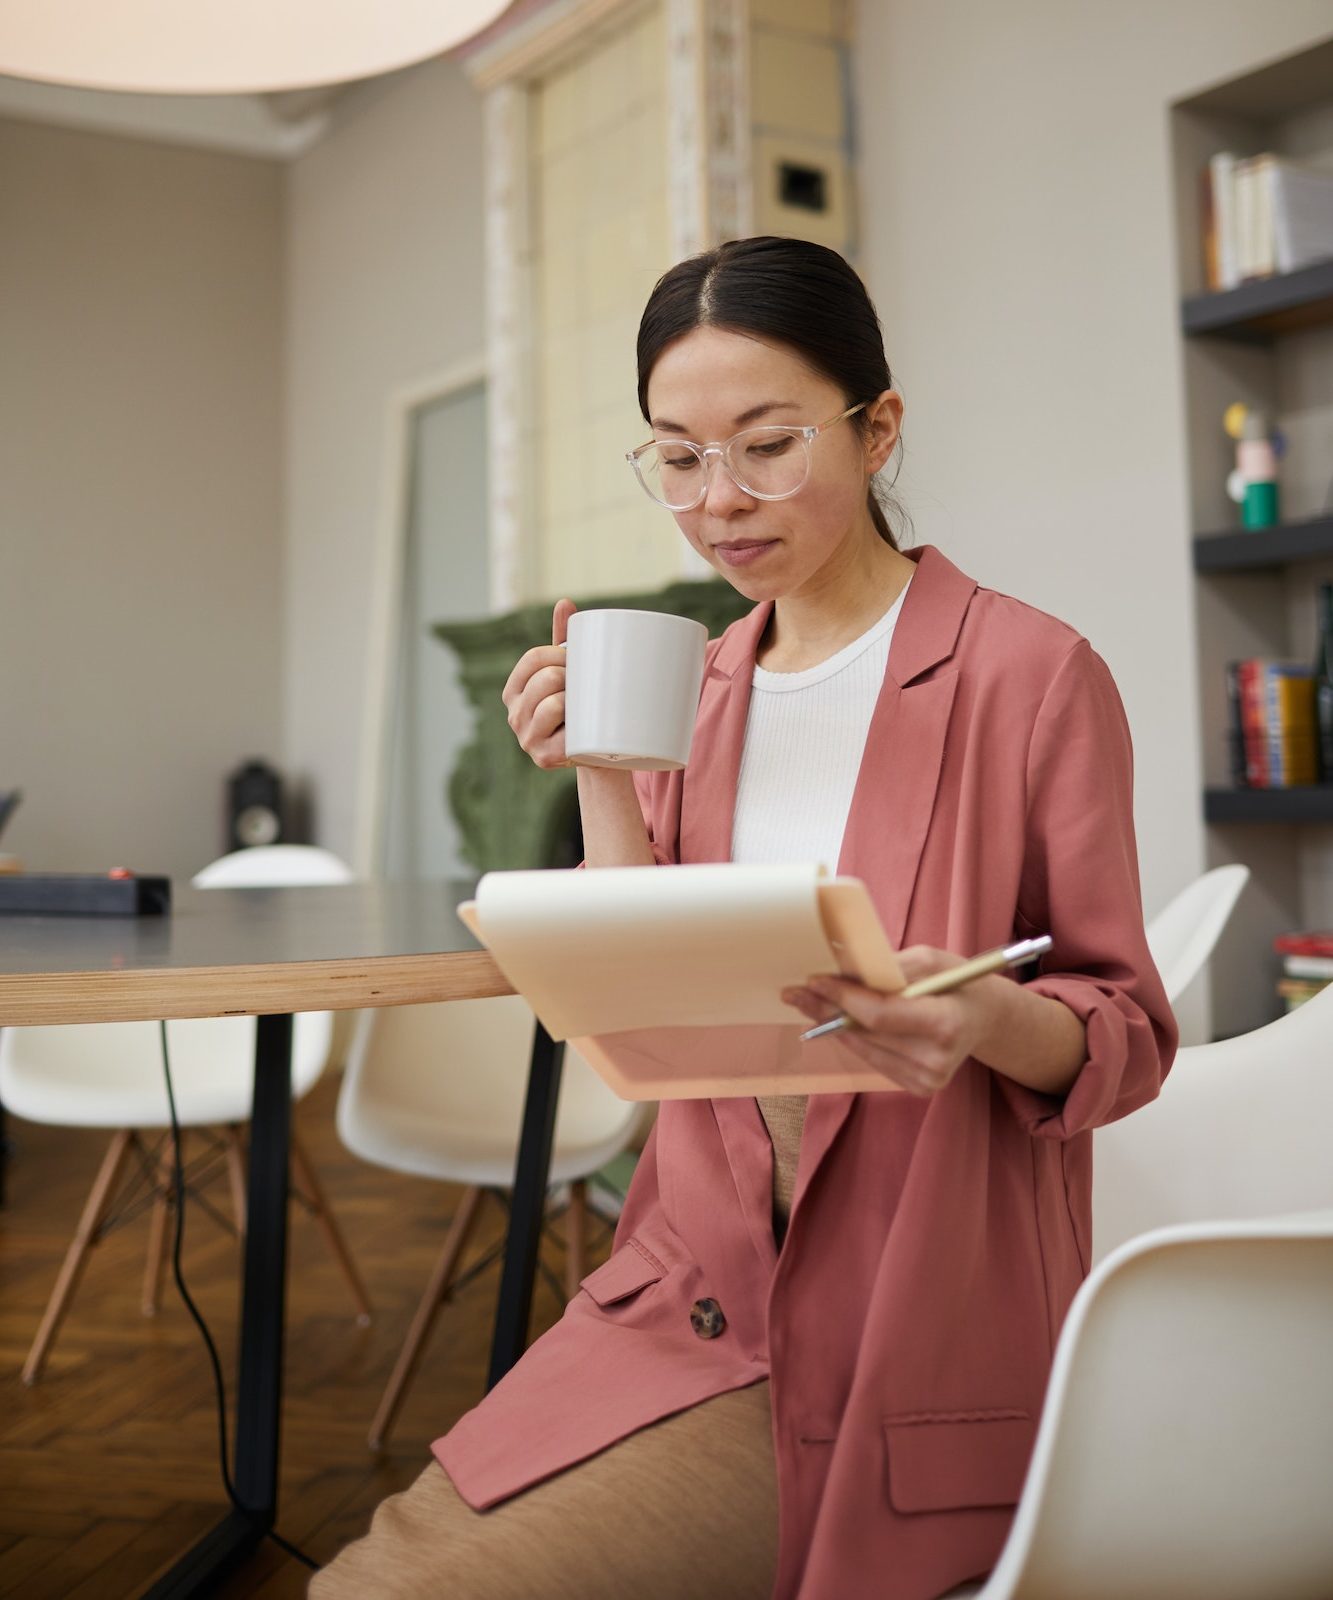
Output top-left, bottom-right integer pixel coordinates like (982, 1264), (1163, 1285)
(313, 236), (1176, 1600)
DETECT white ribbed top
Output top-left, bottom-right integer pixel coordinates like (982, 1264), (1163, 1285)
(730, 579), (910, 873)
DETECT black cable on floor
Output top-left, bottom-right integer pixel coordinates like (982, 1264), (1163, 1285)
(158, 1020), (320, 1574)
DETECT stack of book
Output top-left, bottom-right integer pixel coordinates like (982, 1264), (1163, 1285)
(1201, 151), (1333, 290)
(1274, 931), (1333, 1012)
(1226, 659), (1317, 788)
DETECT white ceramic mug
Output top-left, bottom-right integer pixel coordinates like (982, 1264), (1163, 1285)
(563, 608), (708, 771)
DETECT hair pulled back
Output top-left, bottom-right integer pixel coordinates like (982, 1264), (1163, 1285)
(635, 235), (906, 547)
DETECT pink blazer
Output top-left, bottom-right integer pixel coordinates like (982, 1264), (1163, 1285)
(435, 544), (1177, 1600)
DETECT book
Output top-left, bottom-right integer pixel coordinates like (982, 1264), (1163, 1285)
(1229, 659), (1318, 789)
(1234, 155), (1263, 280)
(1272, 157), (1333, 274)
(457, 862), (911, 1099)
(1264, 664), (1316, 787)
(1282, 953), (1333, 981)
(1236, 659), (1269, 788)
(1278, 976), (1331, 1011)
(1275, 931), (1333, 958)
(1202, 151), (1333, 290)
(1206, 151), (1240, 290)
(1224, 661), (1247, 787)
(1208, 151), (1333, 289)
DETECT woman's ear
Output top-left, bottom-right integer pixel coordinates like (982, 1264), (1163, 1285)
(864, 389), (903, 476)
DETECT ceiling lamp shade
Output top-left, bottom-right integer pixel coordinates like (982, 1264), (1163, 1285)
(0, 0), (516, 95)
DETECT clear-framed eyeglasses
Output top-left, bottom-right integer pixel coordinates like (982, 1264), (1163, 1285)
(625, 401), (869, 511)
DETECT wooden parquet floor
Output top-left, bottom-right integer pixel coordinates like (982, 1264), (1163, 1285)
(0, 1068), (615, 1597)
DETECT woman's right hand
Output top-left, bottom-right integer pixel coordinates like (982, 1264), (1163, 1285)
(502, 598), (578, 770)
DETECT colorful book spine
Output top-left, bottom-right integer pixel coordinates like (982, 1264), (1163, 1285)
(1225, 660), (1247, 787)
(1264, 663), (1316, 786)
(1273, 929), (1333, 1010)
(1275, 931), (1333, 958)
(1278, 976), (1329, 1011)
(1228, 659), (1318, 788)
(1235, 659), (1268, 787)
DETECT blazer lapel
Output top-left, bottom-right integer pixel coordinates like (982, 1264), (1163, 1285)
(793, 546), (976, 1216)
(678, 598), (772, 867)
(679, 549), (978, 1245)
(681, 598), (777, 1266)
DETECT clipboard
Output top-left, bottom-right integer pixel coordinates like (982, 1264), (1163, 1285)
(456, 863), (909, 1100)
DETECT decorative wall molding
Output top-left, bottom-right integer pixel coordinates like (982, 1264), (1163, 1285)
(666, 0), (751, 259)
(665, 0), (752, 581)
(483, 80), (535, 612)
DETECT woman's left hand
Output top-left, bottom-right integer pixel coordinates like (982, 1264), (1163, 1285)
(780, 946), (1000, 1098)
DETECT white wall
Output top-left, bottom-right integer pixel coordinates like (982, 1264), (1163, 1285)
(0, 116), (283, 877)
(854, 0), (1333, 1039)
(283, 56), (486, 864)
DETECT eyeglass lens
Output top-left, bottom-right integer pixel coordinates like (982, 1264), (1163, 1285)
(635, 427), (809, 508)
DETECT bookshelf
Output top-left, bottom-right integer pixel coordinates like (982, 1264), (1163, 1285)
(1193, 513), (1333, 573)
(1171, 36), (1333, 1039)
(1203, 787), (1333, 826)
(1181, 256), (1333, 339)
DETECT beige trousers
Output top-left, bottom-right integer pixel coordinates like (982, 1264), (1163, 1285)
(310, 1379), (778, 1600)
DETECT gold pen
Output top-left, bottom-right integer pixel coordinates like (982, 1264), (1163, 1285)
(798, 935), (1053, 1042)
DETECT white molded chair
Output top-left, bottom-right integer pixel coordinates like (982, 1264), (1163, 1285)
(943, 1212), (1333, 1599)
(1145, 862), (1249, 1004)
(2, 844), (370, 1384)
(1092, 979), (1333, 1264)
(337, 996), (644, 1448)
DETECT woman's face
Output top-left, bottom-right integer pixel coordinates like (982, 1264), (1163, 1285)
(642, 325), (899, 600)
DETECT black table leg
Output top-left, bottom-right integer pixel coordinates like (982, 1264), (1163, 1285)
(486, 1019), (564, 1391)
(141, 1012), (292, 1598)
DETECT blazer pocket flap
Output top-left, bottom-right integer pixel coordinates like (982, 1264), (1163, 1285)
(884, 1410), (1035, 1514)
(578, 1243), (666, 1307)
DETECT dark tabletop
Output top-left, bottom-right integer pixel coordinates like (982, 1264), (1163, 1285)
(0, 879), (511, 1025)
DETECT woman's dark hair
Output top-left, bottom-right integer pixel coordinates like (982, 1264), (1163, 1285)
(636, 235), (907, 548)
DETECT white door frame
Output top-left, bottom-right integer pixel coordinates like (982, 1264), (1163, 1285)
(354, 355), (488, 878)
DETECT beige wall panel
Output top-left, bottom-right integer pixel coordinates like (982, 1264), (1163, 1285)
(751, 0), (845, 36)
(529, 1), (679, 601)
(751, 30), (843, 142)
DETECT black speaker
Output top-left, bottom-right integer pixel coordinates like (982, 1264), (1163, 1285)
(227, 760), (284, 851)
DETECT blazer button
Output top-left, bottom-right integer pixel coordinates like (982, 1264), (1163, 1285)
(690, 1297), (726, 1339)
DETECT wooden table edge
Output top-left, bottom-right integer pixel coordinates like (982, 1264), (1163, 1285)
(0, 949), (514, 1026)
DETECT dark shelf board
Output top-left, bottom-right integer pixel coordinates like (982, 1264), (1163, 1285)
(1205, 787), (1333, 824)
(1181, 259), (1333, 341)
(1194, 515), (1333, 573)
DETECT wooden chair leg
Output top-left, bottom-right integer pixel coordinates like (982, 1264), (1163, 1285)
(23, 1128), (135, 1385)
(290, 1131), (372, 1326)
(141, 1145), (177, 1317)
(368, 1185), (485, 1452)
(222, 1125), (247, 1235)
(564, 1179), (588, 1301)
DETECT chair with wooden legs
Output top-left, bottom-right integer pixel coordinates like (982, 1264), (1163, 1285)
(1, 845), (371, 1384)
(336, 996), (645, 1450)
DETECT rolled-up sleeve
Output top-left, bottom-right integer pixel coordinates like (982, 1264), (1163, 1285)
(994, 639), (1177, 1139)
